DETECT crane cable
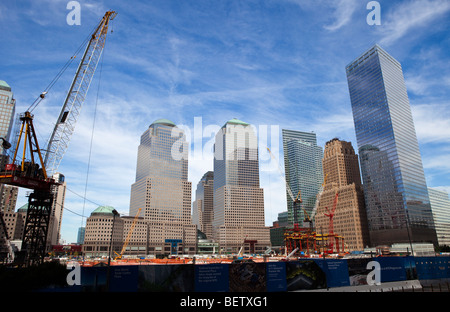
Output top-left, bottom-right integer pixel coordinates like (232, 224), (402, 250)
(26, 22), (99, 113)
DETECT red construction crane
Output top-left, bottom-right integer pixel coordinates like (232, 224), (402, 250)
(324, 192), (339, 253)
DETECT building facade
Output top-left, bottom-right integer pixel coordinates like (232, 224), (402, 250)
(282, 129), (323, 227)
(0, 80), (15, 154)
(428, 188), (450, 247)
(47, 173), (66, 247)
(213, 118), (270, 254)
(82, 206), (124, 258)
(129, 119), (196, 255)
(315, 138), (370, 251)
(346, 44), (437, 246)
(192, 171), (214, 239)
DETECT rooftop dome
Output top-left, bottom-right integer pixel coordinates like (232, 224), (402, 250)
(225, 118), (249, 127)
(0, 80), (11, 91)
(17, 203), (28, 212)
(150, 118), (176, 128)
(91, 205), (118, 216)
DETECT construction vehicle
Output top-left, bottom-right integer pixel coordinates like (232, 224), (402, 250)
(0, 11), (117, 265)
(114, 208), (142, 260)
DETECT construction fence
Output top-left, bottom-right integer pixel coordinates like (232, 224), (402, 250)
(55, 256), (450, 292)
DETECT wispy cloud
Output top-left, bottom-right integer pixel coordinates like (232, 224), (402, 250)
(380, 0), (450, 46)
(412, 103), (450, 144)
(323, 0), (358, 31)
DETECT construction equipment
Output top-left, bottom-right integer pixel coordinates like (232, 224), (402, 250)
(267, 147), (302, 228)
(324, 192), (339, 253)
(114, 208), (142, 260)
(43, 10), (117, 176)
(309, 173), (328, 225)
(0, 11), (116, 265)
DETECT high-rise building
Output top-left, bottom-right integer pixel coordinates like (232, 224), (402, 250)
(0, 80), (17, 253)
(129, 119), (196, 255)
(346, 44), (437, 246)
(47, 173), (67, 247)
(77, 227), (85, 244)
(192, 171), (214, 239)
(0, 80), (15, 153)
(315, 138), (370, 251)
(270, 211), (289, 251)
(282, 129), (323, 227)
(0, 185), (18, 213)
(428, 188), (450, 247)
(212, 118), (270, 254)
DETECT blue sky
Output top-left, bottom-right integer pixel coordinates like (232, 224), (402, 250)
(1, 0), (450, 243)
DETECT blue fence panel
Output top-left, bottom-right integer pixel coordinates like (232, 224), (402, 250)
(266, 262), (287, 292)
(314, 259), (350, 288)
(195, 263), (229, 292)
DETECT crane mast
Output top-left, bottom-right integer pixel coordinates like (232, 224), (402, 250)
(44, 10), (117, 176)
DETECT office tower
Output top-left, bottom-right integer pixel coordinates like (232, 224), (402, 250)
(346, 44), (437, 246)
(282, 129), (323, 227)
(77, 227), (85, 244)
(0, 80), (15, 153)
(213, 118), (270, 254)
(0, 185), (18, 213)
(428, 188), (450, 247)
(129, 119), (196, 255)
(192, 171), (214, 239)
(0, 80), (17, 223)
(270, 211), (289, 250)
(47, 173), (66, 247)
(315, 138), (370, 251)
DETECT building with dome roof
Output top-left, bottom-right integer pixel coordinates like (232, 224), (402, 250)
(129, 119), (196, 256)
(82, 205), (125, 257)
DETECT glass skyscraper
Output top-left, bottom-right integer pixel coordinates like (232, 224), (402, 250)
(282, 129), (323, 227)
(192, 171), (214, 239)
(428, 188), (450, 247)
(346, 45), (437, 246)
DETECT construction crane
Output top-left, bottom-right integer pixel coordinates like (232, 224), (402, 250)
(267, 147), (302, 228)
(115, 208), (142, 260)
(324, 192), (339, 253)
(308, 173), (328, 226)
(0, 11), (117, 266)
(44, 10), (117, 176)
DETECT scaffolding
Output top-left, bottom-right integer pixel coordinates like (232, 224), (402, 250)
(284, 227), (345, 256)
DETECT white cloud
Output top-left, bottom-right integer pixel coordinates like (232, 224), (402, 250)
(380, 0), (450, 46)
(323, 0), (358, 31)
(412, 103), (450, 144)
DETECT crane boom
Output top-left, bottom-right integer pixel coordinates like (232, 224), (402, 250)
(310, 173), (328, 221)
(43, 11), (117, 176)
(267, 147), (295, 201)
(116, 208), (142, 260)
